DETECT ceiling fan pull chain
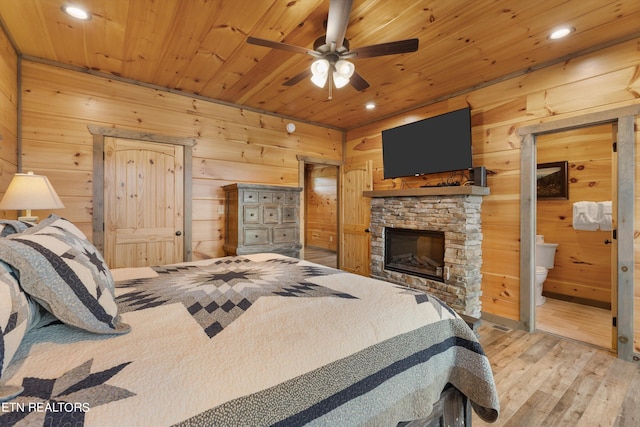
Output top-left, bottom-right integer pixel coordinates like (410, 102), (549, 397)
(328, 73), (333, 100)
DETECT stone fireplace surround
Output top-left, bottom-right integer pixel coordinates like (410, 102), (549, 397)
(364, 186), (489, 317)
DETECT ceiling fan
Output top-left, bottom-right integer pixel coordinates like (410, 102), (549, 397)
(247, 0), (419, 99)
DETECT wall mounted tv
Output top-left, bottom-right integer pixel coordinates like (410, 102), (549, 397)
(381, 107), (473, 179)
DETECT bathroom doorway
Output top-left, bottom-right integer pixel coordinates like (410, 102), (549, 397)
(517, 105), (640, 361)
(534, 123), (614, 349)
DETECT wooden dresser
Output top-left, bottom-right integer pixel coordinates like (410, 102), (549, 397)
(223, 183), (302, 258)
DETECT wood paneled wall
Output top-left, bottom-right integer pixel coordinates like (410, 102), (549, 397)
(18, 60), (342, 259)
(304, 164), (337, 251)
(345, 37), (640, 323)
(536, 124), (613, 305)
(0, 25), (18, 214)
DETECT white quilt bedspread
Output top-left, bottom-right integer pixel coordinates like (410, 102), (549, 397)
(1, 253), (499, 426)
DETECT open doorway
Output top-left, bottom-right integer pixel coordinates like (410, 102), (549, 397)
(297, 156), (341, 269)
(517, 104), (639, 361)
(303, 163), (338, 268)
(534, 124), (614, 349)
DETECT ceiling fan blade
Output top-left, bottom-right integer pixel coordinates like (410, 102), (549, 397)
(349, 38), (419, 59)
(283, 69), (312, 87)
(325, 0), (353, 50)
(350, 71), (370, 91)
(247, 36), (312, 56)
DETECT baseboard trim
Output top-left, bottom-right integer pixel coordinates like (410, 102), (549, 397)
(542, 292), (611, 310)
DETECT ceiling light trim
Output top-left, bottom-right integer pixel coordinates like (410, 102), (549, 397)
(61, 4), (92, 21)
(548, 26), (575, 40)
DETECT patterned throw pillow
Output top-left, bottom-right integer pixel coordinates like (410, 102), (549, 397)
(0, 220), (33, 237)
(0, 261), (30, 379)
(0, 215), (130, 335)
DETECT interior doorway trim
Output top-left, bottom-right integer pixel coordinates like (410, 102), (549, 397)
(297, 155), (342, 267)
(88, 125), (196, 262)
(516, 105), (640, 361)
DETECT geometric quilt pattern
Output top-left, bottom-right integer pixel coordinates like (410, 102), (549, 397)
(0, 358), (134, 426)
(116, 256), (356, 338)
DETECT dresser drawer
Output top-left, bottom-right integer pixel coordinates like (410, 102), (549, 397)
(259, 192), (273, 203)
(284, 193), (299, 204)
(282, 207), (297, 223)
(263, 206), (279, 223)
(273, 192), (286, 203)
(273, 227), (296, 243)
(243, 228), (269, 245)
(243, 206), (260, 223)
(243, 191), (259, 203)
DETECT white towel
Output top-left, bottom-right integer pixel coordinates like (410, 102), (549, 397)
(572, 201), (599, 231)
(597, 201), (613, 231)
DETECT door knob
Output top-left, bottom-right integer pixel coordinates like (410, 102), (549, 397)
(175, 231), (182, 236)
(604, 239), (611, 244)
(364, 228), (370, 233)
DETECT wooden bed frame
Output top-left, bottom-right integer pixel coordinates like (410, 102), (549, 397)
(397, 385), (471, 427)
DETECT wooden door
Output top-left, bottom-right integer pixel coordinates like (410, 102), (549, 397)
(104, 137), (184, 268)
(340, 160), (372, 276)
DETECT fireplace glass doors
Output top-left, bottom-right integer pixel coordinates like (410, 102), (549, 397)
(384, 228), (445, 281)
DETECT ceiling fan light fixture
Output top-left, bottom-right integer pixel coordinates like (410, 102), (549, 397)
(333, 60), (355, 88)
(311, 59), (330, 88)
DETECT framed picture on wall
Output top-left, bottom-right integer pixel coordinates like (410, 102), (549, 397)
(537, 161), (568, 200)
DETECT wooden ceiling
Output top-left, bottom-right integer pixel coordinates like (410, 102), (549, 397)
(1, 0), (640, 130)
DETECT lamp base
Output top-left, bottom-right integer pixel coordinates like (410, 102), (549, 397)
(18, 215), (38, 224)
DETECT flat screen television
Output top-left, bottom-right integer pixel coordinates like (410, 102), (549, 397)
(381, 107), (473, 179)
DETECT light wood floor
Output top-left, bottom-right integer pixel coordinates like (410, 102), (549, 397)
(303, 246), (337, 268)
(536, 297), (612, 349)
(473, 321), (640, 427)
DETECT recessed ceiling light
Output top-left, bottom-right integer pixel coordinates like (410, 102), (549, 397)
(548, 26), (575, 40)
(365, 102), (376, 110)
(61, 4), (92, 21)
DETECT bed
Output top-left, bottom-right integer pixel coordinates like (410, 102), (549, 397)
(0, 215), (499, 426)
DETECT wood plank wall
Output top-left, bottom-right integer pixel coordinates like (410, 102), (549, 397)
(304, 163), (337, 251)
(344, 37), (640, 326)
(17, 60), (343, 259)
(0, 26), (18, 212)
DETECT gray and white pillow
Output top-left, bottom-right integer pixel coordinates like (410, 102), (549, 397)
(0, 220), (33, 237)
(0, 261), (30, 379)
(0, 215), (130, 335)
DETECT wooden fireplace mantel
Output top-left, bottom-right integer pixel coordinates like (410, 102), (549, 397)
(363, 185), (490, 198)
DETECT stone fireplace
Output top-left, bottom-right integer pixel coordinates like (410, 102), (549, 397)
(366, 187), (488, 317)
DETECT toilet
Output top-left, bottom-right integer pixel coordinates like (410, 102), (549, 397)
(535, 235), (558, 306)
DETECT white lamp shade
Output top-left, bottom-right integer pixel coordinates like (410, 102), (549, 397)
(333, 60), (355, 88)
(0, 172), (65, 211)
(333, 74), (350, 89)
(310, 59), (329, 88)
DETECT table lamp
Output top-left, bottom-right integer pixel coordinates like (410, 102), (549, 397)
(0, 171), (65, 223)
